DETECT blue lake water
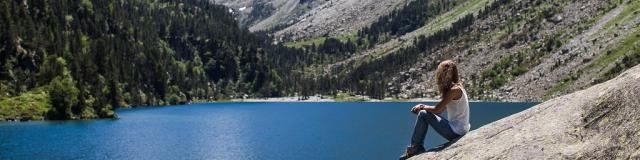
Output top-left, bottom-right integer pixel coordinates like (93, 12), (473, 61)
(0, 102), (536, 160)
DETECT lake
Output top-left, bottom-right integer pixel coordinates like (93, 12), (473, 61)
(0, 102), (536, 160)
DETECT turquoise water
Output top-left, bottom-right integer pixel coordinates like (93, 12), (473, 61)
(0, 102), (535, 159)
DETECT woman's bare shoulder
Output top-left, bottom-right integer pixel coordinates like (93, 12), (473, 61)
(450, 85), (463, 100)
(451, 84), (463, 91)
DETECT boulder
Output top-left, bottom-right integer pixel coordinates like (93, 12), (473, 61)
(411, 64), (640, 159)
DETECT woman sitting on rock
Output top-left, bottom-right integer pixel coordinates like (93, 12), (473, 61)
(400, 60), (470, 160)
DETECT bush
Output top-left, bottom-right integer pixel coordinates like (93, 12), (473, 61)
(482, 69), (498, 79)
(511, 65), (529, 76)
(80, 107), (97, 119)
(490, 74), (508, 89)
(48, 72), (79, 120)
(99, 104), (115, 118)
(0, 88), (50, 121)
(166, 85), (187, 105)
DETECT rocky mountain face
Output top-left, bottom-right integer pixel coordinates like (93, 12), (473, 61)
(411, 64), (640, 159)
(272, 0), (408, 41)
(217, 0), (407, 41)
(214, 0), (319, 30)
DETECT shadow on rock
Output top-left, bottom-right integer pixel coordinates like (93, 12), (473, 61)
(426, 137), (461, 152)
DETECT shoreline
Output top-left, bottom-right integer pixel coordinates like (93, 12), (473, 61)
(208, 96), (537, 103)
(217, 95), (440, 102)
(2, 97), (538, 122)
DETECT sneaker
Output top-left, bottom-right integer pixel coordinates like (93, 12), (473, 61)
(399, 144), (425, 160)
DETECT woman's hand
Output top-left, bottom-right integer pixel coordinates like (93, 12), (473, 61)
(411, 104), (422, 113)
(411, 104), (433, 114)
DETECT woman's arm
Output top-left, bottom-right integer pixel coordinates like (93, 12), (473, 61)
(411, 87), (462, 114)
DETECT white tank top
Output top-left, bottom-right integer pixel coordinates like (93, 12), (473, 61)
(447, 86), (471, 135)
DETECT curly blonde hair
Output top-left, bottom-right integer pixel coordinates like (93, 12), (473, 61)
(435, 60), (460, 98)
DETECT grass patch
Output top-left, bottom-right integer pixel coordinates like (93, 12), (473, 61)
(0, 88), (51, 121)
(480, 48), (537, 89)
(595, 31), (640, 82)
(284, 33), (357, 48)
(599, 0), (640, 34)
(585, 29), (640, 71)
(284, 37), (327, 48)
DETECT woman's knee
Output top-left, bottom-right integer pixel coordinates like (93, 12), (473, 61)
(417, 110), (432, 118)
(418, 110), (440, 123)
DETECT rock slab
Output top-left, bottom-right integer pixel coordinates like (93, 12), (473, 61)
(411, 64), (640, 159)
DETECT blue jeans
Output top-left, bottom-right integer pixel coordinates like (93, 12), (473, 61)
(411, 110), (461, 146)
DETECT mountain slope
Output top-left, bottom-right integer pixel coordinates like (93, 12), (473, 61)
(305, 0), (639, 101)
(411, 64), (640, 159)
(0, 0), (309, 120)
(400, 0), (640, 101)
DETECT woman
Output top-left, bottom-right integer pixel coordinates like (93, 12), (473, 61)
(399, 60), (470, 160)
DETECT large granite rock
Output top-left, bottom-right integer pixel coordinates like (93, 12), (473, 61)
(412, 65), (640, 159)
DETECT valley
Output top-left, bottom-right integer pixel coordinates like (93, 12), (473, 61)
(1, 0), (638, 120)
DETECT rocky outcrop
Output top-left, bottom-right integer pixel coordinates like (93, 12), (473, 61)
(273, 0), (407, 41)
(214, 0), (310, 28)
(411, 64), (640, 159)
(217, 0), (407, 41)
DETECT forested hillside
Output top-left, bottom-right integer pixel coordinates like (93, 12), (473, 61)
(0, 0), (314, 120)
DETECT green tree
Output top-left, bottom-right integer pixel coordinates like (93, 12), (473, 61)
(166, 85), (186, 105)
(48, 58), (79, 119)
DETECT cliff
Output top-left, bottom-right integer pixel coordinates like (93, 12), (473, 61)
(411, 64), (640, 159)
